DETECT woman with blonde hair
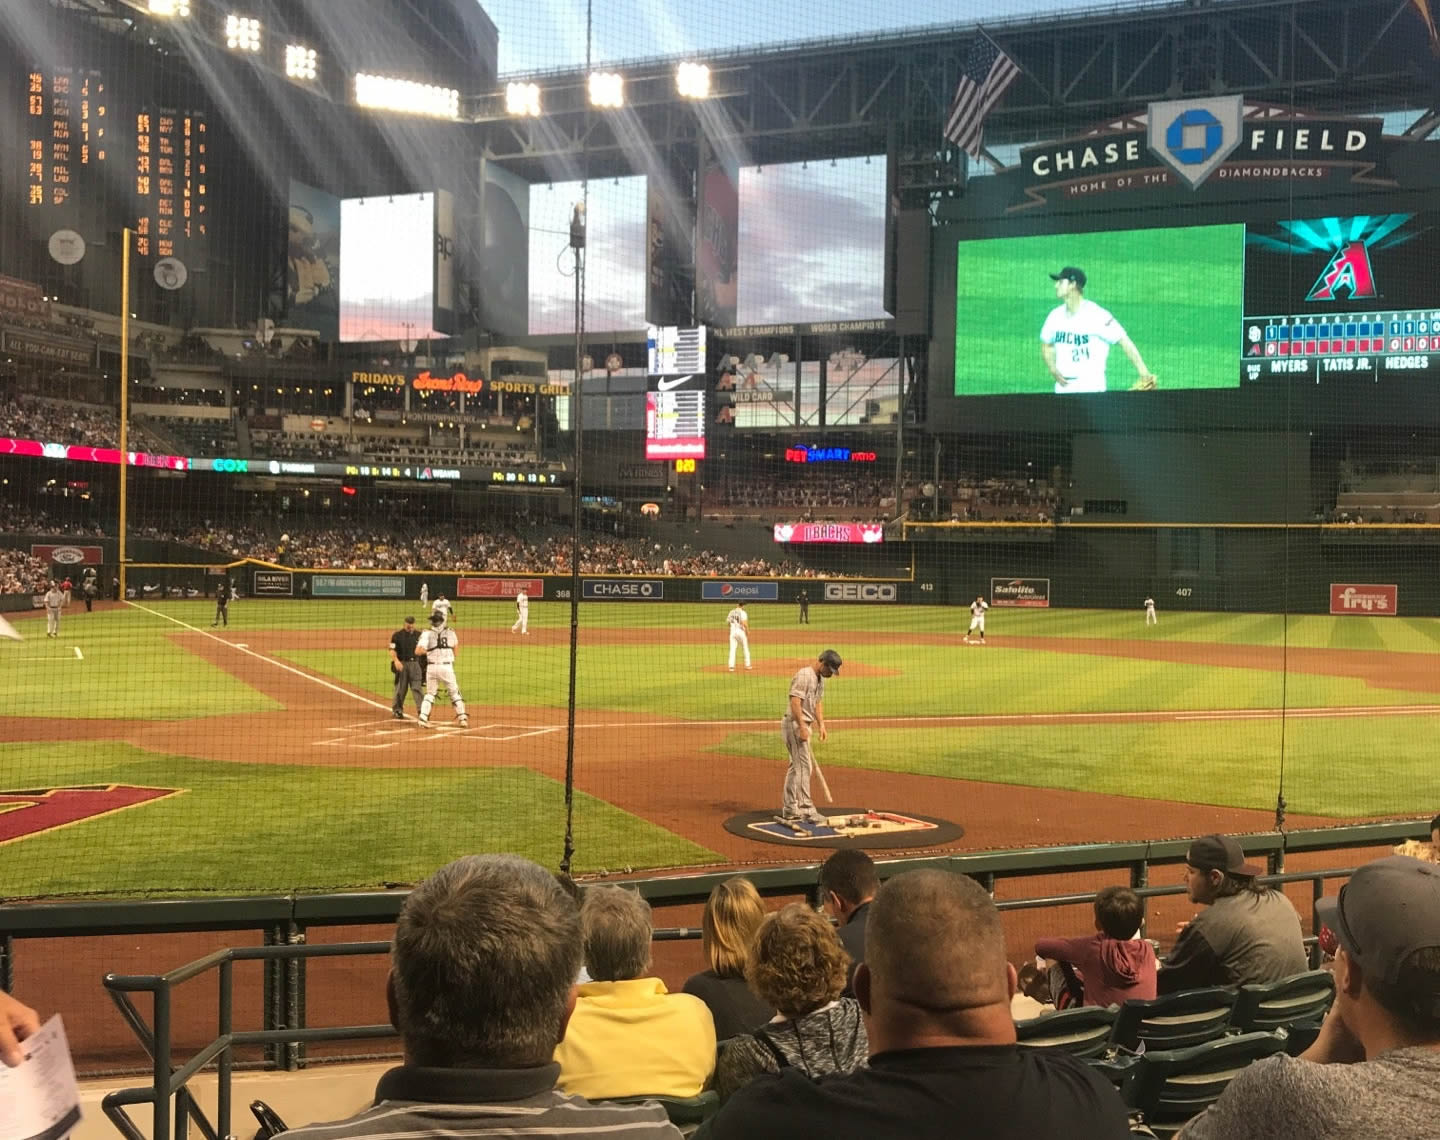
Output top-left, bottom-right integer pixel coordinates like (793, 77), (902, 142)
(714, 902), (868, 1101)
(682, 876), (775, 1039)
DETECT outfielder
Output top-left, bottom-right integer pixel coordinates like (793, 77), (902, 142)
(779, 649), (841, 824)
(964, 596), (989, 644)
(430, 592), (452, 625)
(419, 582), (429, 604)
(511, 589), (529, 635)
(1040, 267), (1156, 393)
(1144, 595), (1157, 625)
(415, 612), (468, 728)
(727, 601), (751, 671)
(43, 581), (64, 638)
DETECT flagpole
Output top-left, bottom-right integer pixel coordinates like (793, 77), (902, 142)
(119, 227), (130, 603)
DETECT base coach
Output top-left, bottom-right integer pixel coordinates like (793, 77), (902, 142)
(389, 616), (425, 719)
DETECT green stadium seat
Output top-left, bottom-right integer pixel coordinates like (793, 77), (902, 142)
(1230, 969), (1335, 1034)
(1015, 1005), (1118, 1058)
(1110, 987), (1237, 1052)
(1122, 1030), (1287, 1138)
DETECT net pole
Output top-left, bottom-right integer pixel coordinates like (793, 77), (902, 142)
(118, 227), (131, 601)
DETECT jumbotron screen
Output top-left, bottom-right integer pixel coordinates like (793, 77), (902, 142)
(952, 213), (1440, 398)
(953, 223), (1245, 396)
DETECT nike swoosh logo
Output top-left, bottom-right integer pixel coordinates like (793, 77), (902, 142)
(656, 374), (695, 391)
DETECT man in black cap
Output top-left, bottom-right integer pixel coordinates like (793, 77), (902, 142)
(778, 650), (842, 826)
(1040, 266), (1157, 394)
(389, 616), (424, 720)
(1157, 833), (1306, 993)
(1178, 854), (1440, 1138)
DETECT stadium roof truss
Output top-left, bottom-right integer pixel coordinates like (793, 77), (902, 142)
(472, 0), (1439, 180)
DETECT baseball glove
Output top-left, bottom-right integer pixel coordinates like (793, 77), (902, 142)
(1131, 374), (1159, 391)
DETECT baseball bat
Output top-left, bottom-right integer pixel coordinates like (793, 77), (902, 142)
(811, 747), (834, 804)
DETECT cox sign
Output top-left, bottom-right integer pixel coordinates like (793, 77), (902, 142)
(823, 582), (897, 603)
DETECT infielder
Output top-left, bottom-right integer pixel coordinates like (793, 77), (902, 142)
(415, 611), (468, 728)
(1040, 267), (1156, 394)
(43, 581), (64, 638)
(779, 649), (842, 824)
(511, 589), (529, 635)
(964, 596), (989, 644)
(430, 592), (452, 625)
(727, 601), (751, 671)
(1144, 595), (1157, 625)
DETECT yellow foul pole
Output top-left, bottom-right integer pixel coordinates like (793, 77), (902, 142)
(118, 227), (130, 601)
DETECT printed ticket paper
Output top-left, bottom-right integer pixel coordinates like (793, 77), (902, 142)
(0, 1016), (82, 1140)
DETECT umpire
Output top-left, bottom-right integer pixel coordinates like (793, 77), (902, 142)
(389, 616), (425, 720)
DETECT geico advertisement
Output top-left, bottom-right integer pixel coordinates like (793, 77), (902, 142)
(822, 582), (898, 602)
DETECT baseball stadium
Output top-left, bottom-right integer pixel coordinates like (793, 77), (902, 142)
(1, 0), (1438, 1132)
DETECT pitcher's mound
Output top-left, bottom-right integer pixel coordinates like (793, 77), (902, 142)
(701, 661), (900, 677)
(725, 807), (963, 849)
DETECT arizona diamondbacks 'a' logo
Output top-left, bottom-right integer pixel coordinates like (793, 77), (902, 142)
(0, 784), (181, 844)
(1307, 242), (1378, 301)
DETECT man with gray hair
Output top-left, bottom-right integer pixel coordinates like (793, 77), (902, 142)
(279, 856), (681, 1140)
(700, 869), (1130, 1139)
(555, 885), (716, 1100)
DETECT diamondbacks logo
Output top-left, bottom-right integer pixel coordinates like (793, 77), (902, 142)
(1307, 243), (1377, 301)
(0, 784), (182, 844)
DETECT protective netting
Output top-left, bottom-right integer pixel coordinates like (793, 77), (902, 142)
(0, 0), (1437, 901)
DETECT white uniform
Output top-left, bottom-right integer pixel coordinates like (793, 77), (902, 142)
(1145, 596), (1157, 625)
(430, 596), (452, 624)
(417, 623), (468, 726)
(43, 586), (64, 637)
(1041, 299), (1126, 393)
(727, 605), (751, 670)
(419, 583), (429, 603)
(966, 599), (989, 640)
(511, 590), (529, 634)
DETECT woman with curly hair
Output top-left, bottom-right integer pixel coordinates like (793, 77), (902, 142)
(714, 902), (868, 1101)
(682, 876), (775, 1040)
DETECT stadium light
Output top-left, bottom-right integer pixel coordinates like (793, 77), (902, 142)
(285, 44), (318, 81)
(505, 81), (541, 117)
(675, 62), (710, 99)
(354, 72), (459, 119)
(148, 0), (190, 15)
(224, 14), (261, 52)
(587, 72), (624, 109)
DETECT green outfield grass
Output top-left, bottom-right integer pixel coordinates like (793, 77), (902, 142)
(0, 742), (718, 899)
(712, 714), (1440, 819)
(954, 223), (1244, 395)
(0, 599), (1433, 897)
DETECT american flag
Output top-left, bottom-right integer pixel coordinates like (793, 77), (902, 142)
(943, 36), (1021, 158)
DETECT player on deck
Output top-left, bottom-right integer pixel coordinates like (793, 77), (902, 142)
(1144, 595), (1158, 626)
(963, 595), (989, 644)
(430, 592), (452, 626)
(1040, 267), (1157, 394)
(511, 589), (529, 635)
(415, 612), (468, 729)
(727, 601), (751, 671)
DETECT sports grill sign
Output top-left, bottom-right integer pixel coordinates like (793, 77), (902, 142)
(253, 570), (294, 597)
(991, 578), (1051, 608)
(456, 577), (544, 599)
(1329, 583), (1397, 616)
(31, 544), (102, 565)
(583, 579), (664, 600)
(823, 582), (897, 603)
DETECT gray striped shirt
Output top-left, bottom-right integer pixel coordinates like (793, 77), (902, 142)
(279, 1064), (683, 1140)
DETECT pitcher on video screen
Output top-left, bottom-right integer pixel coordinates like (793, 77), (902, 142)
(1040, 267), (1158, 393)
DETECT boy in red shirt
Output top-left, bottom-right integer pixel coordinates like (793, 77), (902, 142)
(1035, 885), (1157, 1008)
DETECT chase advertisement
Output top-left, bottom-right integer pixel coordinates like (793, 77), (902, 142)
(582, 579), (665, 600)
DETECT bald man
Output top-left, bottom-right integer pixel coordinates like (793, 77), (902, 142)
(699, 869), (1131, 1140)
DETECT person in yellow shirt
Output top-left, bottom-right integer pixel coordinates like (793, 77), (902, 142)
(556, 886), (717, 1099)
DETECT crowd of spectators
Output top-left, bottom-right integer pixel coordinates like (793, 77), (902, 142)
(0, 548), (48, 594)
(711, 472), (894, 518)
